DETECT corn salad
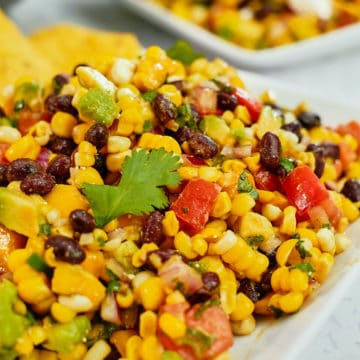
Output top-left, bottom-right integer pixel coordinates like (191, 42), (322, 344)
(0, 42), (359, 360)
(152, 0), (360, 49)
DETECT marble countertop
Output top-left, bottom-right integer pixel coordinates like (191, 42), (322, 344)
(5, 0), (360, 359)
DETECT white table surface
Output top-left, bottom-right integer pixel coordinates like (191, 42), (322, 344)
(5, 0), (360, 359)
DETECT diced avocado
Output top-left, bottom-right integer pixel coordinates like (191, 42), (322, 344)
(113, 240), (139, 274)
(161, 351), (184, 360)
(45, 316), (91, 354)
(77, 87), (119, 127)
(0, 281), (30, 360)
(199, 115), (230, 144)
(0, 187), (40, 237)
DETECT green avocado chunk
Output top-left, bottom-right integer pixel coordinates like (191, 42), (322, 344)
(0, 187), (40, 237)
(0, 281), (30, 360)
(199, 115), (230, 144)
(46, 316), (91, 354)
(77, 87), (119, 126)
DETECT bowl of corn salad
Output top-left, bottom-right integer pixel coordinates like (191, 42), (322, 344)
(121, 0), (360, 68)
(0, 42), (360, 360)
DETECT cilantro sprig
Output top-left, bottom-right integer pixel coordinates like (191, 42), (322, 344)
(82, 148), (181, 227)
(166, 40), (203, 65)
(238, 170), (259, 200)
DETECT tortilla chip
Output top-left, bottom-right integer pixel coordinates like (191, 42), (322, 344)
(0, 10), (55, 91)
(29, 23), (142, 74)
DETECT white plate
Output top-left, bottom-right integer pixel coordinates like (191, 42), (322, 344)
(121, 0), (360, 69)
(227, 70), (360, 359)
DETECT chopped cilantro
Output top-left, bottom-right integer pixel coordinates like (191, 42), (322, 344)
(246, 235), (265, 247)
(0, 117), (18, 127)
(166, 40), (203, 66)
(82, 148), (182, 227)
(290, 233), (301, 240)
(238, 171), (259, 200)
(39, 223), (51, 236)
(230, 127), (245, 142)
(13, 99), (25, 112)
(142, 90), (158, 103)
(175, 281), (185, 292)
(279, 158), (295, 174)
(96, 236), (106, 247)
(322, 223), (331, 229)
(216, 26), (233, 40)
(182, 207), (189, 213)
(106, 269), (121, 294)
(291, 261), (315, 278)
(295, 240), (312, 259)
(142, 120), (153, 132)
(180, 327), (215, 358)
(26, 253), (52, 277)
(195, 298), (220, 319)
(176, 99), (198, 131)
(268, 305), (283, 319)
(211, 79), (235, 93)
(188, 261), (207, 274)
(161, 351), (184, 360)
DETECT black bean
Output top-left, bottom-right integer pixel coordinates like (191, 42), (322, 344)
(187, 289), (212, 304)
(44, 93), (58, 113)
(149, 249), (178, 263)
(257, 268), (274, 297)
(174, 127), (196, 143)
(238, 279), (260, 302)
(202, 272), (220, 291)
(0, 163), (9, 186)
(298, 111), (321, 129)
(255, 5), (275, 20)
(45, 235), (85, 264)
(6, 158), (43, 182)
(47, 135), (76, 156)
(20, 173), (56, 195)
(168, 80), (186, 95)
(84, 123), (109, 149)
(46, 154), (71, 183)
(56, 94), (78, 116)
(52, 73), (71, 93)
(281, 121), (302, 141)
(341, 179), (360, 202)
(259, 132), (282, 170)
(69, 209), (96, 233)
(307, 143), (339, 159)
(93, 153), (108, 178)
(142, 211), (165, 244)
(0, 106), (6, 117)
(153, 94), (177, 124)
(312, 148), (325, 178)
(187, 133), (218, 159)
(217, 91), (238, 111)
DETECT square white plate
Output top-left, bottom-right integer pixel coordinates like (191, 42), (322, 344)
(121, 0), (360, 69)
(228, 70), (360, 359)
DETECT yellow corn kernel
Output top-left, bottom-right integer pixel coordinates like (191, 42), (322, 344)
(84, 340), (111, 360)
(106, 149), (132, 172)
(139, 311), (157, 339)
(230, 293), (255, 321)
(72, 123), (92, 144)
(210, 230), (237, 255)
(138, 276), (165, 311)
(159, 312), (186, 339)
(271, 266), (289, 292)
(165, 290), (186, 305)
(257, 190), (275, 204)
(12, 264), (40, 284)
(61, 343), (87, 360)
(51, 302), (76, 323)
(74, 152), (95, 167)
(0, 125), (21, 144)
(262, 203), (282, 221)
(45, 184), (88, 218)
(341, 196), (360, 221)
(27, 325), (47, 345)
(78, 140), (97, 154)
(162, 210), (179, 237)
(115, 288), (134, 308)
(221, 159), (246, 173)
(198, 166), (222, 182)
(158, 84), (182, 106)
(139, 336), (162, 360)
(126, 335), (143, 360)
(110, 330), (137, 358)
(317, 228), (336, 254)
(231, 192), (256, 217)
(289, 268), (309, 293)
(8, 248), (32, 272)
(276, 239), (298, 266)
(278, 291), (304, 313)
(132, 243), (159, 268)
(297, 228), (318, 247)
(245, 252), (269, 281)
(231, 315), (256, 336)
(335, 233), (352, 254)
(222, 238), (246, 264)
(74, 167), (103, 187)
(177, 166), (199, 180)
(107, 135), (131, 153)
(314, 252), (334, 283)
(192, 235), (208, 256)
(238, 211), (274, 242)
(13, 300), (27, 316)
(232, 247), (257, 273)
(5, 134), (41, 161)
(138, 133), (182, 154)
(279, 206), (297, 235)
(14, 333), (33, 356)
(116, 119), (135, 137)
(17, 275), (52, 304)
(220, 278), (237, 314)
(51, 112), (77, 138)
(174, 231), (198, 259)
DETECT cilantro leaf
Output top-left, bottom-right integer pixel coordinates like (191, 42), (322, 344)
(238, 171), (259, 200)
(27, 253), (52, 277)
(279, 158), (295, 174)
(291, 261), (315, 278)
(166, 40), (203, 66)
(142, 90), (158, 103)
(246, 235), (264, 247)
(295, 240), (312, 259)
(176, 99), (198, 130)
(211, 79), (235, 93)
(82, 148), (181, 227)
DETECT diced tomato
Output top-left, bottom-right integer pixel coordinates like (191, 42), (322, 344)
(232, 88), (262, 122)
(254, 167), (281, 191)
(337, 121), (360, 154)
(0, 224), (26, 274)
(338, 141), (357, 170)
(318, 197), (342, 227)
(171, 178), (221, 235)
(0, 143), (10, 163)
(281, 165), (329, 218)
(18, 110), (50, 135)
